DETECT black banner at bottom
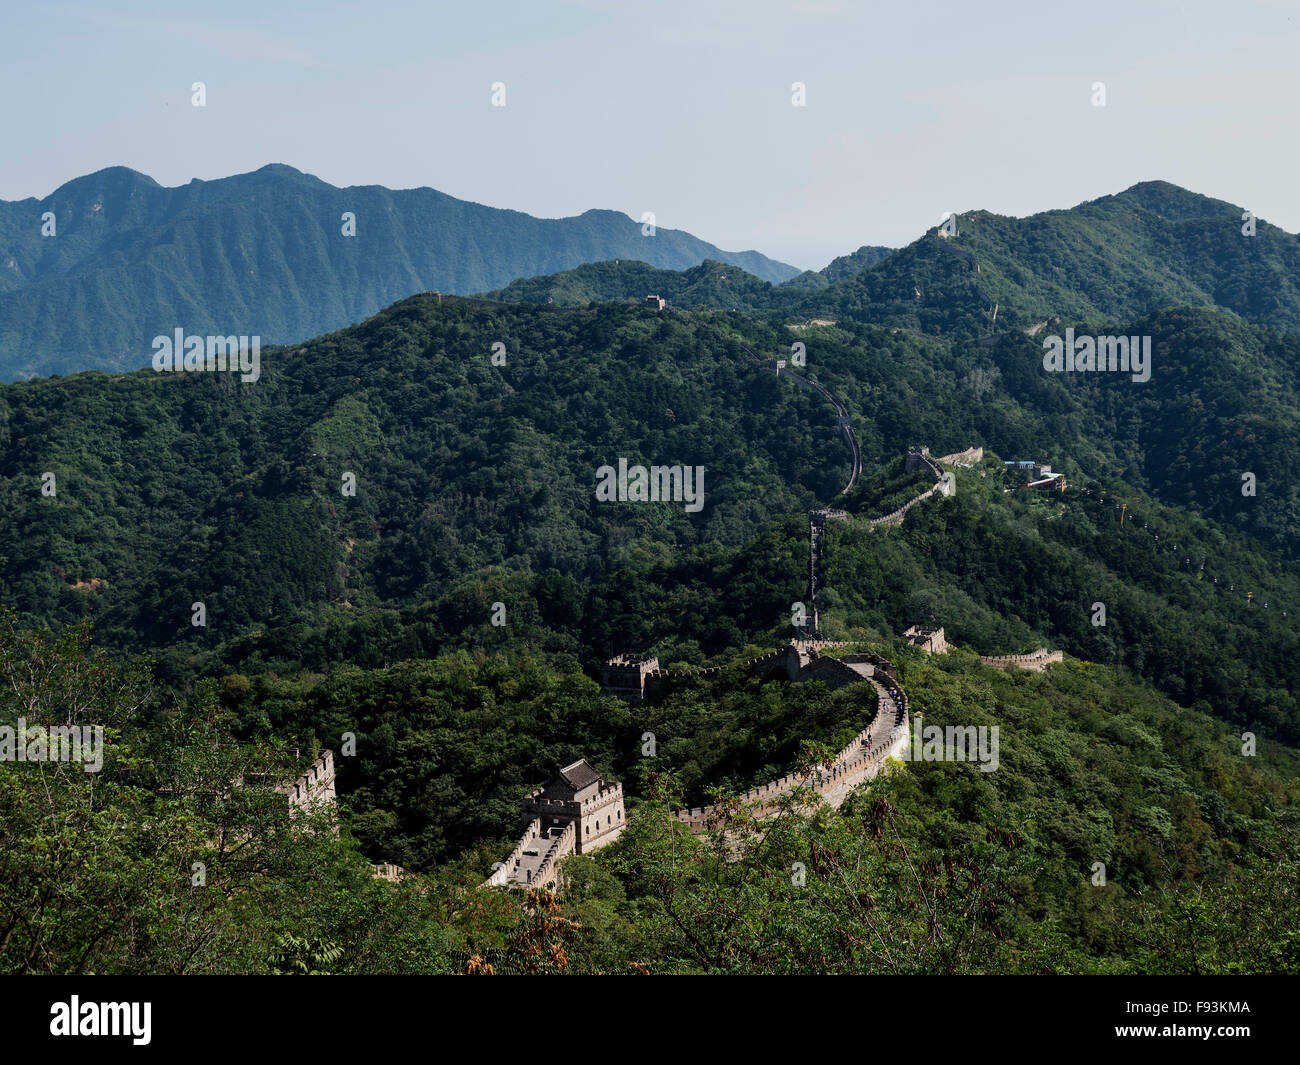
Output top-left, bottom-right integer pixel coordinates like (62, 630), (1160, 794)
(2, 974), (1290, 1053)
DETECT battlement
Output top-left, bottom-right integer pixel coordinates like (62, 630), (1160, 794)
(486, 758), (628, 893)
(810, 507), (849, 524)
(531, 821), (578, 887)
(607, 653), (658, 666)
(979, 649), (1063, 671)
(792, 638), (849, 653)
(483, 818), (579, 890)
(936, 446), (984, 467)
(903, 625), (948, 655)
(600, 654), (661, 703)
(673, 670), (910, 832)
(905, 446), (945, 479)
(603, 640), (896, 705)
(275, 748), (336, 815)
(525, 780), (624, 815)
(865, 482), (944, 527)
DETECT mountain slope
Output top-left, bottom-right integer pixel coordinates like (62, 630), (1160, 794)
(485, 246), (901, 311)
(2, 293), (1298, 743)
(801, 181), (1300, 336)
(783, 243), (896, 288)
(489, 182), (1300, 341)
(0, 165), (798, 380)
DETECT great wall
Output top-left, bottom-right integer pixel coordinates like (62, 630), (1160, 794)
(976, 648), (1063, 670)
(801, 445), (970, 634)
(479, 327), (1063, 890)
(490, 621), (1061, 890)
(276, 748), (336, 813)
(482, 760), (626, 889)
(180, 296), (1059, 896)
(396, 311), (1057, 893)
(670, 654), (910, 832)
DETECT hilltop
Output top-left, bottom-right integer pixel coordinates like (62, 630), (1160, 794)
(0, 164), (798, 380)
(493, 182), (1300, 343)
(800, 181), (1300, 336)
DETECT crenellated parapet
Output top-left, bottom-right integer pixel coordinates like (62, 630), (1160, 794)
(276, 748), (336, 815)
(978, 649), (1063, 671)
(903, 625), (948, 654)
(936, 446), (983, 467)
(672, 668), (910, 833)
(865, 481), (945, 527)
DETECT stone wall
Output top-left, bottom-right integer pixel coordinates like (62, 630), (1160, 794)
(794, 639), (850, 653)
(761, 357), (860, 493)
(276, 748), (336, 814)
(978, 649), (1063, 671)
(866, 481), (944, 528)
(799, 654), (868, 690)
(576, 785), (626, 853)
(672, 667), (910, 833)
(936, 446), (984, 467)
(532, 820), (578, 887)
(483, 817), (580, 890)
(865, 444), (977, 528)
(600, 655), (659, 704)
(484, 818), (545, 887)
(903, 625), (948, 654)
(624, 643), (811, 702)
(522, 780), (626, 854)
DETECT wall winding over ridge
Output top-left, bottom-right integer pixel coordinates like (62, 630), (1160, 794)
(865, 481), (946, 528)
(978, 649), (1063, 671)
(673, 663), (910, 833)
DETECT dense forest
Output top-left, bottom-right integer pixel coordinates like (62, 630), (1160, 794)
(3, 177), (1299, 975)
(3, 292), (1298, 737)
(3, 612), (1296, 974)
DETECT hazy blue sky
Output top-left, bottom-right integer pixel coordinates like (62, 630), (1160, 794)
(3, 0), (1296, 268)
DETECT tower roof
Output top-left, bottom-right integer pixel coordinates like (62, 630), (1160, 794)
(555, 759), (602, 792)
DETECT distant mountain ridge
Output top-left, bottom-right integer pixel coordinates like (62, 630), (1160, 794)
(784, 244), (896, 287)
(489, 182), (1300, 343)
(0, 164), (799, 380)
(486, 244), (900, 310)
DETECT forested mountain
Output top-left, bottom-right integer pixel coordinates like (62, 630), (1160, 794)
(484, 246), (899, 309)
(487, 257), (789, 311)
(797, 181), (1300, 336)
(494, 182), (1300, 344)
(784, 243), (896, 286)
(2, 292), (1298, 744)
(0, 164), (798, 380)
(5, 594), (1298, 974)
(4, 180), (1300, 976)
